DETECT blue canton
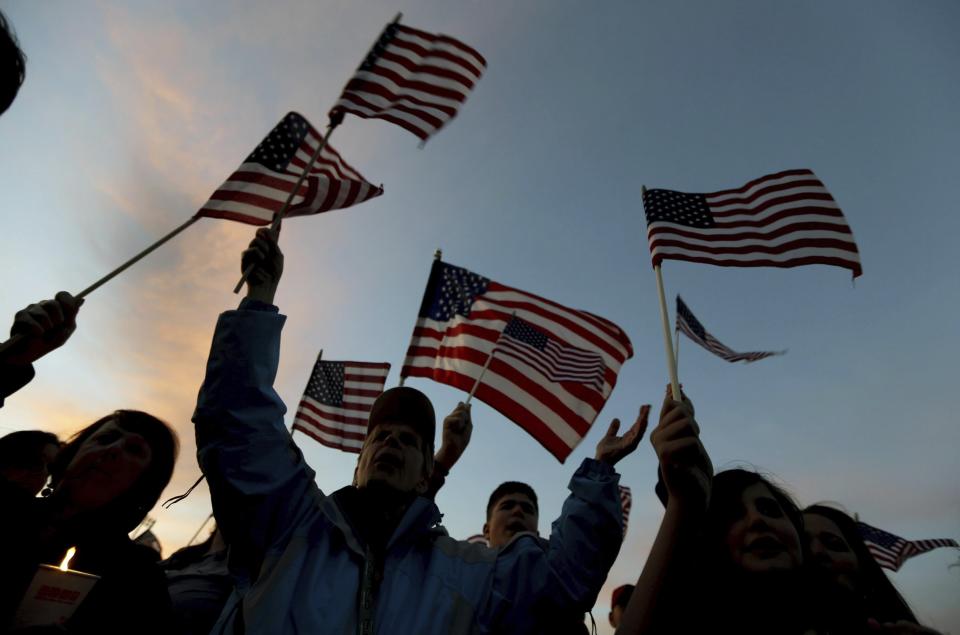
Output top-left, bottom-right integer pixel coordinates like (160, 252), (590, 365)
(504, 317), (548, 350)
(676, 297), (707, 341)
(425, 262), (490, 320)
(245, 112), (310, 172)
(360, 23), (400, 71)
(858, 523), (904, 549)
(643, 188), (715, 228)
(304, 360), (345, 407)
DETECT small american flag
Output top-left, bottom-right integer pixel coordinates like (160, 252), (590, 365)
(498, 317), (605, 391)
(330, 22), (485, 141)
(619, 485), (632, 538)
(857, 521), (958, 571)
(401, 259), (632, 462)
(198, 112), (382, 225)
(643, 169), (862, 277)
(676, 296), (782, 363)
(291, 357), (390, 453)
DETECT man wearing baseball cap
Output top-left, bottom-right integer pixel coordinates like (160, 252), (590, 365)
(193, 229), (638, 634)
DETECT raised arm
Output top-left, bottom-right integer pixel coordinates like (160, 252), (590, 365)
(425, 401), (472, 499)
(490, 405), (650, 633)
(193, 228), (319, 585)
(0, 292), (81, 406)
(616, 390), (713, 634)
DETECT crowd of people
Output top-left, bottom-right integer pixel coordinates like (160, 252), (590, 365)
(0, 10), (948, 635)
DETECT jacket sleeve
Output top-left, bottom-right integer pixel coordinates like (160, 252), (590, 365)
(486, 458), (623, 633)
(192, 300), (321, 587)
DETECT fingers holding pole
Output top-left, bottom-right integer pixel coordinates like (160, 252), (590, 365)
(233, 123), (338, 294)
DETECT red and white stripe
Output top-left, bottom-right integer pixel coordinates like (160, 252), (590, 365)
(619, 485), (632, 537)
(199, 120), (382, 226)
(292, 362), (390, 454)
(332, 23), (486, 140)
(647, 169), (862, 277)
(402, 279), (632, 463)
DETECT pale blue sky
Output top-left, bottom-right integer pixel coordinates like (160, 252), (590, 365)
(1, 1), (958, 631)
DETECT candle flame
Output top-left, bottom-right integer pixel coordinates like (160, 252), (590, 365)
(59, 547), (76, 571)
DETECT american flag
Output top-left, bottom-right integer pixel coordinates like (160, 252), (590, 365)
(676, 295), (782, 363)
(330, 22), (485, 141)
(857, 521), (958, 571)
(401, 259), (632, 462)
(498, 317), (605, 392)
(619, 485), (632, 538)
(198, 112), (383, 225)
(291, 357), (391, 453)
(643, 169), (862, 277)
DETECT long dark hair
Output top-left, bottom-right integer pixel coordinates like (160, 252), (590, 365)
(50, 410), (178, 533)
(804, 504), (918, 624)
(692, 469), (810, 633)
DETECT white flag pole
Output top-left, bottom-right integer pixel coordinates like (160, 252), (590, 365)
(466, 311), (515, 405)
(644, 185), (682, 401)
(674, 325), (681, 377)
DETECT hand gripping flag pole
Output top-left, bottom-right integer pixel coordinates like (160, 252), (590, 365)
(644, 185), (682, 401)
(233, 12), (403, 294)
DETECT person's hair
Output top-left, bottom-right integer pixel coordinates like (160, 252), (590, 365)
(683, 469), (810, 632)
(486, 481), (538, 520)
(50, 410), (178, 532)
(611, 583), (635, 609)
(803, 504), (918, 623)
(0, 429), (59, 469)
(704, 469), (804, 558)
(0, 10), (26, 115)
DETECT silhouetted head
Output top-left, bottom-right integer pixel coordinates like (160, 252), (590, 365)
(705, 469), (804, 576)
(483, 481), (539, 548)
(354, 387), (435, 495)
(0, 10), (26, 115)
(803, 504), (917, 623)
(609, 583), (634, 628)
(50, 410), (178, 532)
(0, 429), (60, 495)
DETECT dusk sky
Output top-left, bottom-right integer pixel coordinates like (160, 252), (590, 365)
(1, 1), (958, 631)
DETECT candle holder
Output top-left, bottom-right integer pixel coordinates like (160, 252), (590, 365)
(12, 564), (100, 629)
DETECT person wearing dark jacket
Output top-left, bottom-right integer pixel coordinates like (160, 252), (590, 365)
(1, 409), (177, 634)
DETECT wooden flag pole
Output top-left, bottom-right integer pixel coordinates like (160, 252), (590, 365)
(232, 123), (339, 294)
(643, 185), (682, 401)
(233, 11), (404, 294)
(399, 247), (441, 388)
(0, 215), (202, 356)
(79, 215), (202, 299)
(465, 311), (514, 405)
(674, 326), (681, 377)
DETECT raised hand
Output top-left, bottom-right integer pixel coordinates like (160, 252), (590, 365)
(435, 402), (472, 472)
(649, 387), (712, 515)
(0, 292), (82, 366)
(242, 227), (284, 304)
(595, 404), (650, 467)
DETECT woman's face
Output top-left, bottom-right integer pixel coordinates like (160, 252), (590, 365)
(803, 512), (860, 592)
(59, 419), (153, 512)
(724, 482), (803, 574)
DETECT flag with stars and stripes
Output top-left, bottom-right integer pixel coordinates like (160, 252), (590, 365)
(329, 21), (485, 141)
(857, 521), (958, 571)
(198, 112), (383, 225)
(400, 259), (633, 462)
(676, 296), (783, 363)
(643, 169), (862, 277)
(291, 357), (391, 453)
(619, 485), (632, 538)
(498, 316), (605, 391)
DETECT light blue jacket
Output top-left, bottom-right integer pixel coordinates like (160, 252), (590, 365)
(194, 303), (624, 634)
